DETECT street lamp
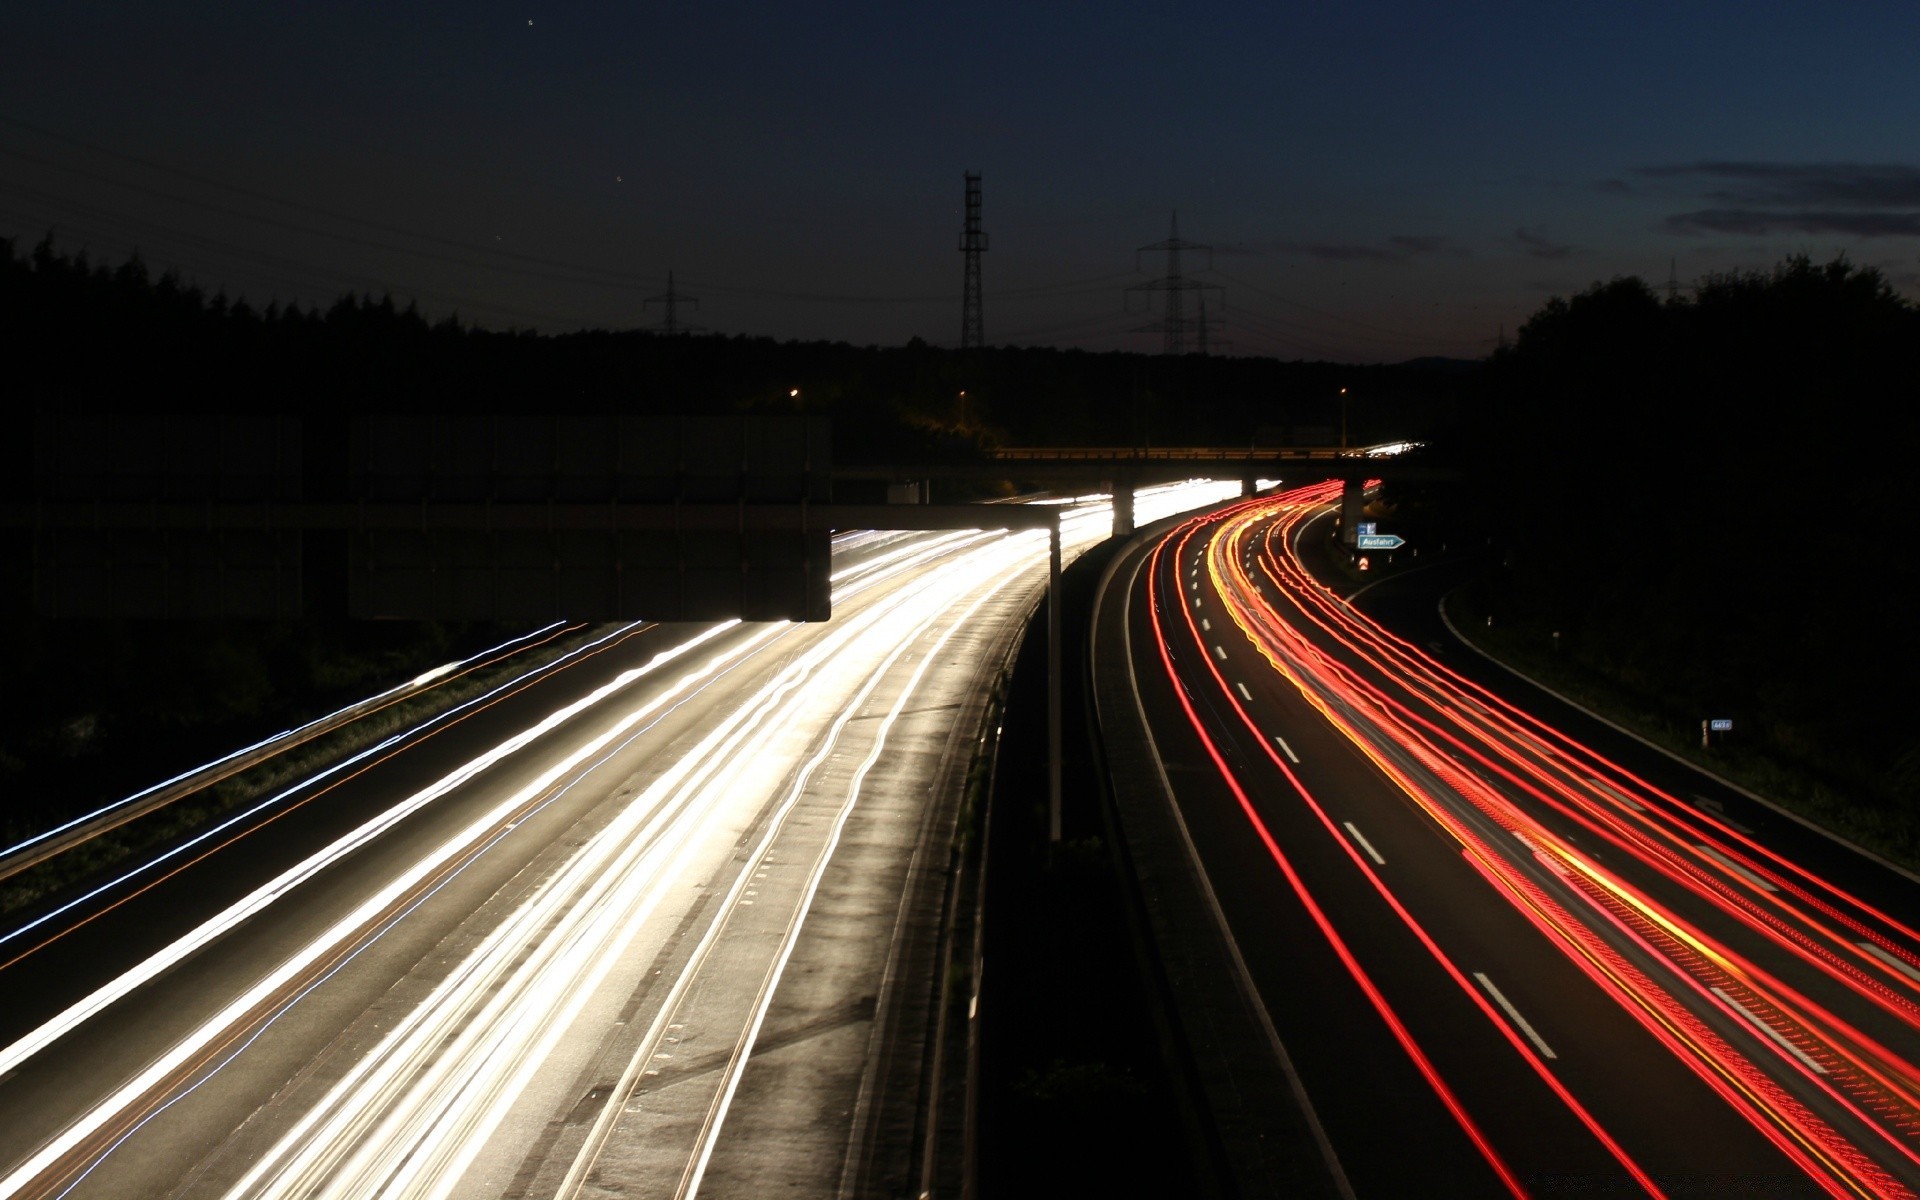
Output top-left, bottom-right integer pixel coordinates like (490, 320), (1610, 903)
(1339, 386), (1349, 451)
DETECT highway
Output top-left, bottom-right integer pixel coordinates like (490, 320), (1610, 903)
(1098, 480), (1920, 1198)
(0, 480), (1238, 1200)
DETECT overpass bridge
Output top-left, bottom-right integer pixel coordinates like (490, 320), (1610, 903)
(2, 416), (1430, 847)
(5, 419), (1431, 622)
(841, 442), (1441, 537)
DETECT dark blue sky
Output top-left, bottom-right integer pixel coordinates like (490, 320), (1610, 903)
(5, 1), (1917, 361)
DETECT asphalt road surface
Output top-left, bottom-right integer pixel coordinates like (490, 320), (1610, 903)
(0, 480), (1238, 1200)
(1096, 480), (1920, 1198)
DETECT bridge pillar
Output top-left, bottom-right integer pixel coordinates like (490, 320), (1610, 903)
(1109, 480), (1135, 538)
(1241, 477), (1257, 498)
(1340, 476), (1366, 545)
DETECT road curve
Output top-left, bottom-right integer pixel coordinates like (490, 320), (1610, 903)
(1096, 481), (1920, 1198)
(0, 481), (1237, 1200)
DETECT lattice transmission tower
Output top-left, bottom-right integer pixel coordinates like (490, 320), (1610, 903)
(959, 172), (988, 349)
(644, 270), (701, 335)
(1126, 212), (1223, 355)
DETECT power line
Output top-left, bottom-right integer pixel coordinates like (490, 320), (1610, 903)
(1125, 212), (1223, 354)
(959, 171), (987, 348)
(644, 269), (702, 335)
(1203, 266), (1450, 343)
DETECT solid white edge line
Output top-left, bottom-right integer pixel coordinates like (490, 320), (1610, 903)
(1708, 986), (1827, 1075)
(1341, 822), (1386, 866)
(1099, 519), (1356, 1200)
(1439, 594), (1920, 888)
(1472, 972), (1556, 1059)
(683, 558), (1025, 1199)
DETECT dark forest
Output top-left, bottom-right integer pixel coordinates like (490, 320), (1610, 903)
(1445, 254), (1920, 848)
(5, 232), (1918, 863)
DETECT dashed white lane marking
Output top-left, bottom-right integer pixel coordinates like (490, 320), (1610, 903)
(1474, 972), (1556, 1059)
(1342, 821), (1386, 866)
(1858, 941), (1920, 986)
(1692, 793), (1754, 834)
(1695, 845), (1778, 892)
(1236, 681), (1252, 702)
(1587, 777), (1645, 812)
(1710, 986), (1827, 1074)
(1193, 597), (1202, 609)
(1511, 828), (1543, 855)
(1201, 618), (1211, 632)
(1213, 645), (1227, 661)
(1273, 735), (1300, 763)
(1510, 727), (1558, 758)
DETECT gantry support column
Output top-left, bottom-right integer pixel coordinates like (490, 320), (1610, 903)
(1048, 519), (1063, 843)
(1109, 479), (1135, 538)
(1340, 475), (1366, 545)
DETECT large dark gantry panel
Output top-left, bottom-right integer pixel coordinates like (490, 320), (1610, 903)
(5, 414), (836, 622)
(4, 416), (1410, 623)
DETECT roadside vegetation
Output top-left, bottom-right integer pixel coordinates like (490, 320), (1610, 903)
(0, 230), (1471, 921)
(0, 621), (612, 921)
(1430, 255), (1920, 864)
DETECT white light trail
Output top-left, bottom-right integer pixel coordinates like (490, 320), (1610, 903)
(0, 480), (1244, 1199)
(0, 622), (568, 864)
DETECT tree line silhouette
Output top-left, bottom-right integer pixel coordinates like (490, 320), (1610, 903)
(1446, 255), (1920, 835)
(0, 231), (1471, 893)
(2, 233), (1468, 456)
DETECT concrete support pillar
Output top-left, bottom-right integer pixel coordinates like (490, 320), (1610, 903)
(1048, 519), (1063, 843)
(1109, 480), (1135, 538)
(1241, 477), (1257, 498)
(1340, 475), (1366, 545)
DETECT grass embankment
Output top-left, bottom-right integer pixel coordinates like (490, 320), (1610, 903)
(0, 623), (616, 921)
(1443, 577), (1920, 872)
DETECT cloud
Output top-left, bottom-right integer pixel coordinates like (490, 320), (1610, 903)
(1664, 209), (1920, 237)
(1513, 227), (1575, 259)
(1631, 161), (1920, 241)
(1635, 162), (1920, 208)
(1219, 235), (1451, 262)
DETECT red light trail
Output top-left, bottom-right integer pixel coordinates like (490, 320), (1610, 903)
(1142, 481), (1920, 1196)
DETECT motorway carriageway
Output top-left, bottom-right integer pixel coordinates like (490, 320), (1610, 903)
(0, 479), (1239, 1200)
(1110, 479), (1920, 1198)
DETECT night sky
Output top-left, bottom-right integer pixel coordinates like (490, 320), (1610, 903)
(5, 1), (1917, 362)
